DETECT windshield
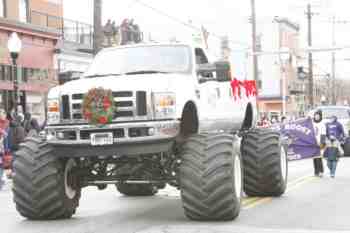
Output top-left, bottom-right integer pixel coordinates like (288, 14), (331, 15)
(321, 108), (350, 119)
(84, 45), (192, 77)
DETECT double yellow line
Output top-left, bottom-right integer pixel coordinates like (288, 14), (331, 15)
(242, 175), (318, 210)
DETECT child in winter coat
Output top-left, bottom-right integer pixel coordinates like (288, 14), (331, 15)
(323, 135), (343, 178)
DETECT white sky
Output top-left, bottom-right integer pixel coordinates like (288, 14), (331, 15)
(63, 0), (350, 79)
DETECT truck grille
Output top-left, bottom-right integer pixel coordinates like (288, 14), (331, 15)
(60, 91), (148, 122)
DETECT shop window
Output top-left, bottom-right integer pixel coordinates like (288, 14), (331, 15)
(19, 0), (29, 23)
(22, 67), (28, 82)
(0, 0), (5, 18)
(0, 65), (4, 80)
(4, 65), (12, 81)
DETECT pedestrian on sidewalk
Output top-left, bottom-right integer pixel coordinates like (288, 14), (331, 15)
(312, 110), (326, 177)
(0, 108), (9, 190)
(23, 113), (40, 136)
(323, 135), (343, 178)
(7, 114), (25, 178)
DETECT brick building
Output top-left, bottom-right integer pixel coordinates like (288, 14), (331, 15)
(252, 17), (304, 120)
(0, 0), (62, 122)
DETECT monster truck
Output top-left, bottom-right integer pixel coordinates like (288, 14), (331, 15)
(12, 43), (287, 221)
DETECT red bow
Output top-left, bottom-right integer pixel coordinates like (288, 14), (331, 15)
(230, 78), (257, 101)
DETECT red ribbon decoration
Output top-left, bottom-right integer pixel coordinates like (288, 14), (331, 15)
(230, 78), (257, 101)
(230, 78), (242, 101)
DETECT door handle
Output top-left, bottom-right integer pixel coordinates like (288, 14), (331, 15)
(195, 89), (200, 99)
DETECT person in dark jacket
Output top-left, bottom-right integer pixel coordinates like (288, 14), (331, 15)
(23, 113), (40, 135)
(323, 135), (343, 178)
(8, 117), (25, 156)
(326, 115), (345, 142)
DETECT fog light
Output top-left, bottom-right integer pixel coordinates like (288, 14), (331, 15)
(57, 132), (65, 139)
(148, 127), (155, 136)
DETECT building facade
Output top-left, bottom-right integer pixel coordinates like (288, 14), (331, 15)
(254, 17), (305, 120)
(0, 0), (63, 122)
(0, 0), (93, 122)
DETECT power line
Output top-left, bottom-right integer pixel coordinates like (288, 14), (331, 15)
(134, 0), (250, 48)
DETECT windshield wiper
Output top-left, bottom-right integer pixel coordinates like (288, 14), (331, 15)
(84, 73), (122, 78)
(125, 70), (169, 75)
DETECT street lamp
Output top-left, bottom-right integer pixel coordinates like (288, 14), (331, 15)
(7, 32), (22, 116)
(279, 47), (290, 117)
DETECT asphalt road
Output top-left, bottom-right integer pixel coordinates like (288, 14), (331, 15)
(1, 158), (350, 233)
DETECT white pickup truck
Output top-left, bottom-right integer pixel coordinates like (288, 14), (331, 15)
(12, 43), (287, 221)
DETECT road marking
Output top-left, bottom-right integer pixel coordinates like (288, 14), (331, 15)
(242, 175), (318, 210)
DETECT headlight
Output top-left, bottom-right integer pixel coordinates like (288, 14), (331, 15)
(47, 98), (60, 124)
(153, 92), (176, 119)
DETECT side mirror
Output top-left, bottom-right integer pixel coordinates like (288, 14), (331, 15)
(215, 61), (231, 82)
(196, 61), (231, 83)
(197, 63), (216, 83)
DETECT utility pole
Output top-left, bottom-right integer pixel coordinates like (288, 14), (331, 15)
(307, 4), (314, 108)
(93, 0), (103, 55)
(331, 16), (336, 105)
(250, 0), (259, 84)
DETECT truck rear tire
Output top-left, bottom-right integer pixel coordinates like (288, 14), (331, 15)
(241, 128), (288, 197)
(12, 137), (81, 220)
(179, 133), (242, 221)
(116, 184), (158, 196)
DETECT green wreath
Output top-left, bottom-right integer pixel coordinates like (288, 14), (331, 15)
(82, 87), (115, 125)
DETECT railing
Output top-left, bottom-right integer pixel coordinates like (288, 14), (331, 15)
(29, 10), (93, 47)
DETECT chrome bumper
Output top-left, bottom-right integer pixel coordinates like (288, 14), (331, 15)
(46, 120), (180, 145)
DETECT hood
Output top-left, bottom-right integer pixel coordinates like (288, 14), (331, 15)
(59, 73), (188, 95)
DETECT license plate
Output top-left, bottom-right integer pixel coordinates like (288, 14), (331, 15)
(90, 132), (113, 146)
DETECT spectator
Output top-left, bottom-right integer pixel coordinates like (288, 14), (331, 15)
(120, 19), (130, 45)
(312, 110), (326, 177)
(0, 108), (9, 190)
(129, 19), (141, 43)
(323, 135), (343, 178)
(8, 116), (25, 157)
(281, 116), (287, 124)
(111, 21), (117, 43)
(103, 19), (113, 46)
(23, 113), (40, 136)
(326, 115), (345, 142)
(258, 115), (271, 128)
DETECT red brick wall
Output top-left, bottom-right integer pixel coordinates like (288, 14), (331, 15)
(0, 29), (56, 69)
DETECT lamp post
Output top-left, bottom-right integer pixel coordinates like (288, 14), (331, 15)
(279, 47), (290, 117)
(7, 32), (22, 116)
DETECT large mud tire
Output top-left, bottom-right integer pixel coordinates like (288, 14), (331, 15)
(179, 134), (242, 221)
(116, 184), (158, 196)
(12, 137), (81, 220)
(241, 128), (288, 197)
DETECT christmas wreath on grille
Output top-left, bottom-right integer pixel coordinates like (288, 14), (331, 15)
(82, 87), (115, 125)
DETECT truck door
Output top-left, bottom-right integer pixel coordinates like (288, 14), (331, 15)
(195, 48), (221, 122)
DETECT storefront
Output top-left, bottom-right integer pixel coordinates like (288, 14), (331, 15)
(0, 18), (59, 122)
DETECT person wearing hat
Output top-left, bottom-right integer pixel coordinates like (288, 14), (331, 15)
(326, 115), (345, 142)
(312, 110), (326, 177)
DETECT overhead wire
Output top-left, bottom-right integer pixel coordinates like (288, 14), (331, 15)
(132, 0), (250, 48)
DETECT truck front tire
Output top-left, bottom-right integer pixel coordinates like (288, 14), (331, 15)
(241, 128), (288, 197)
(179, 133), (242, 221)
(12, 137), (81, 220)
